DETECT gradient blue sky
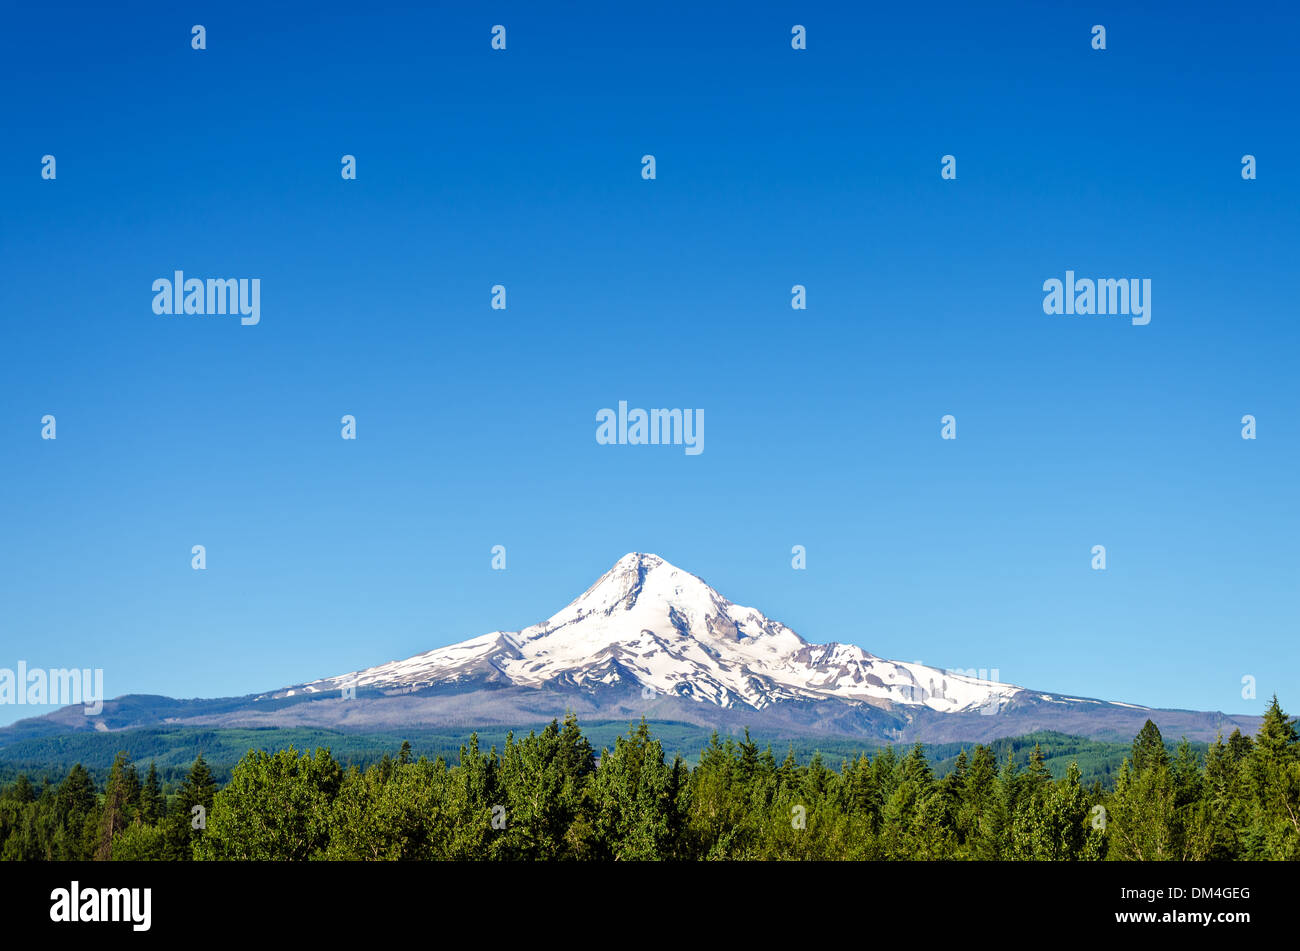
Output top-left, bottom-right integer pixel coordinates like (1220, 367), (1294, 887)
(2, 2), (1297, 725)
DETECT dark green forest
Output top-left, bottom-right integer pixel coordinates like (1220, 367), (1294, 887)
(1, 697), (1296, 861)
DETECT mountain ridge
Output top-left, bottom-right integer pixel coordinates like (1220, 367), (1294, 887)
(0, 553), (1261, 746)
(269, 552), (1025, 716)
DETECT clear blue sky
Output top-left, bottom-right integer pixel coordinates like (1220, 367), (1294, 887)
(2, 1), (1297, 725)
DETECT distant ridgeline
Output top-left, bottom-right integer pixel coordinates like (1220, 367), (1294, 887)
(0, 697), (1296, 861)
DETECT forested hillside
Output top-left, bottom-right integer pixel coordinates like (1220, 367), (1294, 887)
(1, 698), (1296, 861)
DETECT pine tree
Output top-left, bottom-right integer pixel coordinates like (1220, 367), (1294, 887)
(140, 762), (164, 825)
(1131, 720), (1169, 773)
(993, 749), (1020, 855)
(938, 749), (967, 845)
(122, 763), (141, 812)
(95, 752), (133, 861)
(589, 720), (675, 860)
(178, 754), (218, 818)
(1107, 753), (1176, 860)
(52, 764), (97, 860)
(1201, 734), (1243, 858)
(1242, 696), (1300, 858)
(1043, 762), (1095, 860)
(880, 744), (952, 859)
(1227, 728), (1253, 764)
(1008, 745), (1054, 860)
(164, 754), (219, 860)
(958, 745), (1000, 859)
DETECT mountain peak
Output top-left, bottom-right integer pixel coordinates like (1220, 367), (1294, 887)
(555, 552), (700, 622)
(290, 552), (1025, 715)
(614, 551), (666, 569)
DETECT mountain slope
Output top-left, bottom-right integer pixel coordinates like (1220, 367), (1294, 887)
(272, 553), (1022, 715)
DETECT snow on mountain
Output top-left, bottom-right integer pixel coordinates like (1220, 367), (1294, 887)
(277, 553), (1024, 716)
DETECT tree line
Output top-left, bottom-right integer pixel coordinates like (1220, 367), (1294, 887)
(1, 697), (1296, 861)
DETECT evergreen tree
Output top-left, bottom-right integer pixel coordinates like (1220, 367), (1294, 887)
(1131, 720), (1169, 773)
(1242, 696), (1300, 859)
(1107, 754), (1176, 860)
(10, 774), (34, 805)
(1007, 745), (1055, 859)
(163, 754), (219, 860)
(178, 754), (218, 817)
(958, 745), (1000, 859)
(140, 762), (164, 825)
(1200, 733), (1244, 859)
(589, 720), (675, 860)
(881, 744), (951, 859)
(1227, 728), (1253, 764)
(95, 752), (135, 861)
(53, 763), (98, 860)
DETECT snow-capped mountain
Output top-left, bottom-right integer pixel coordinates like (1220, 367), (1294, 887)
(275, 552), (1022, 714)
(1, 552), (1260, 747)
